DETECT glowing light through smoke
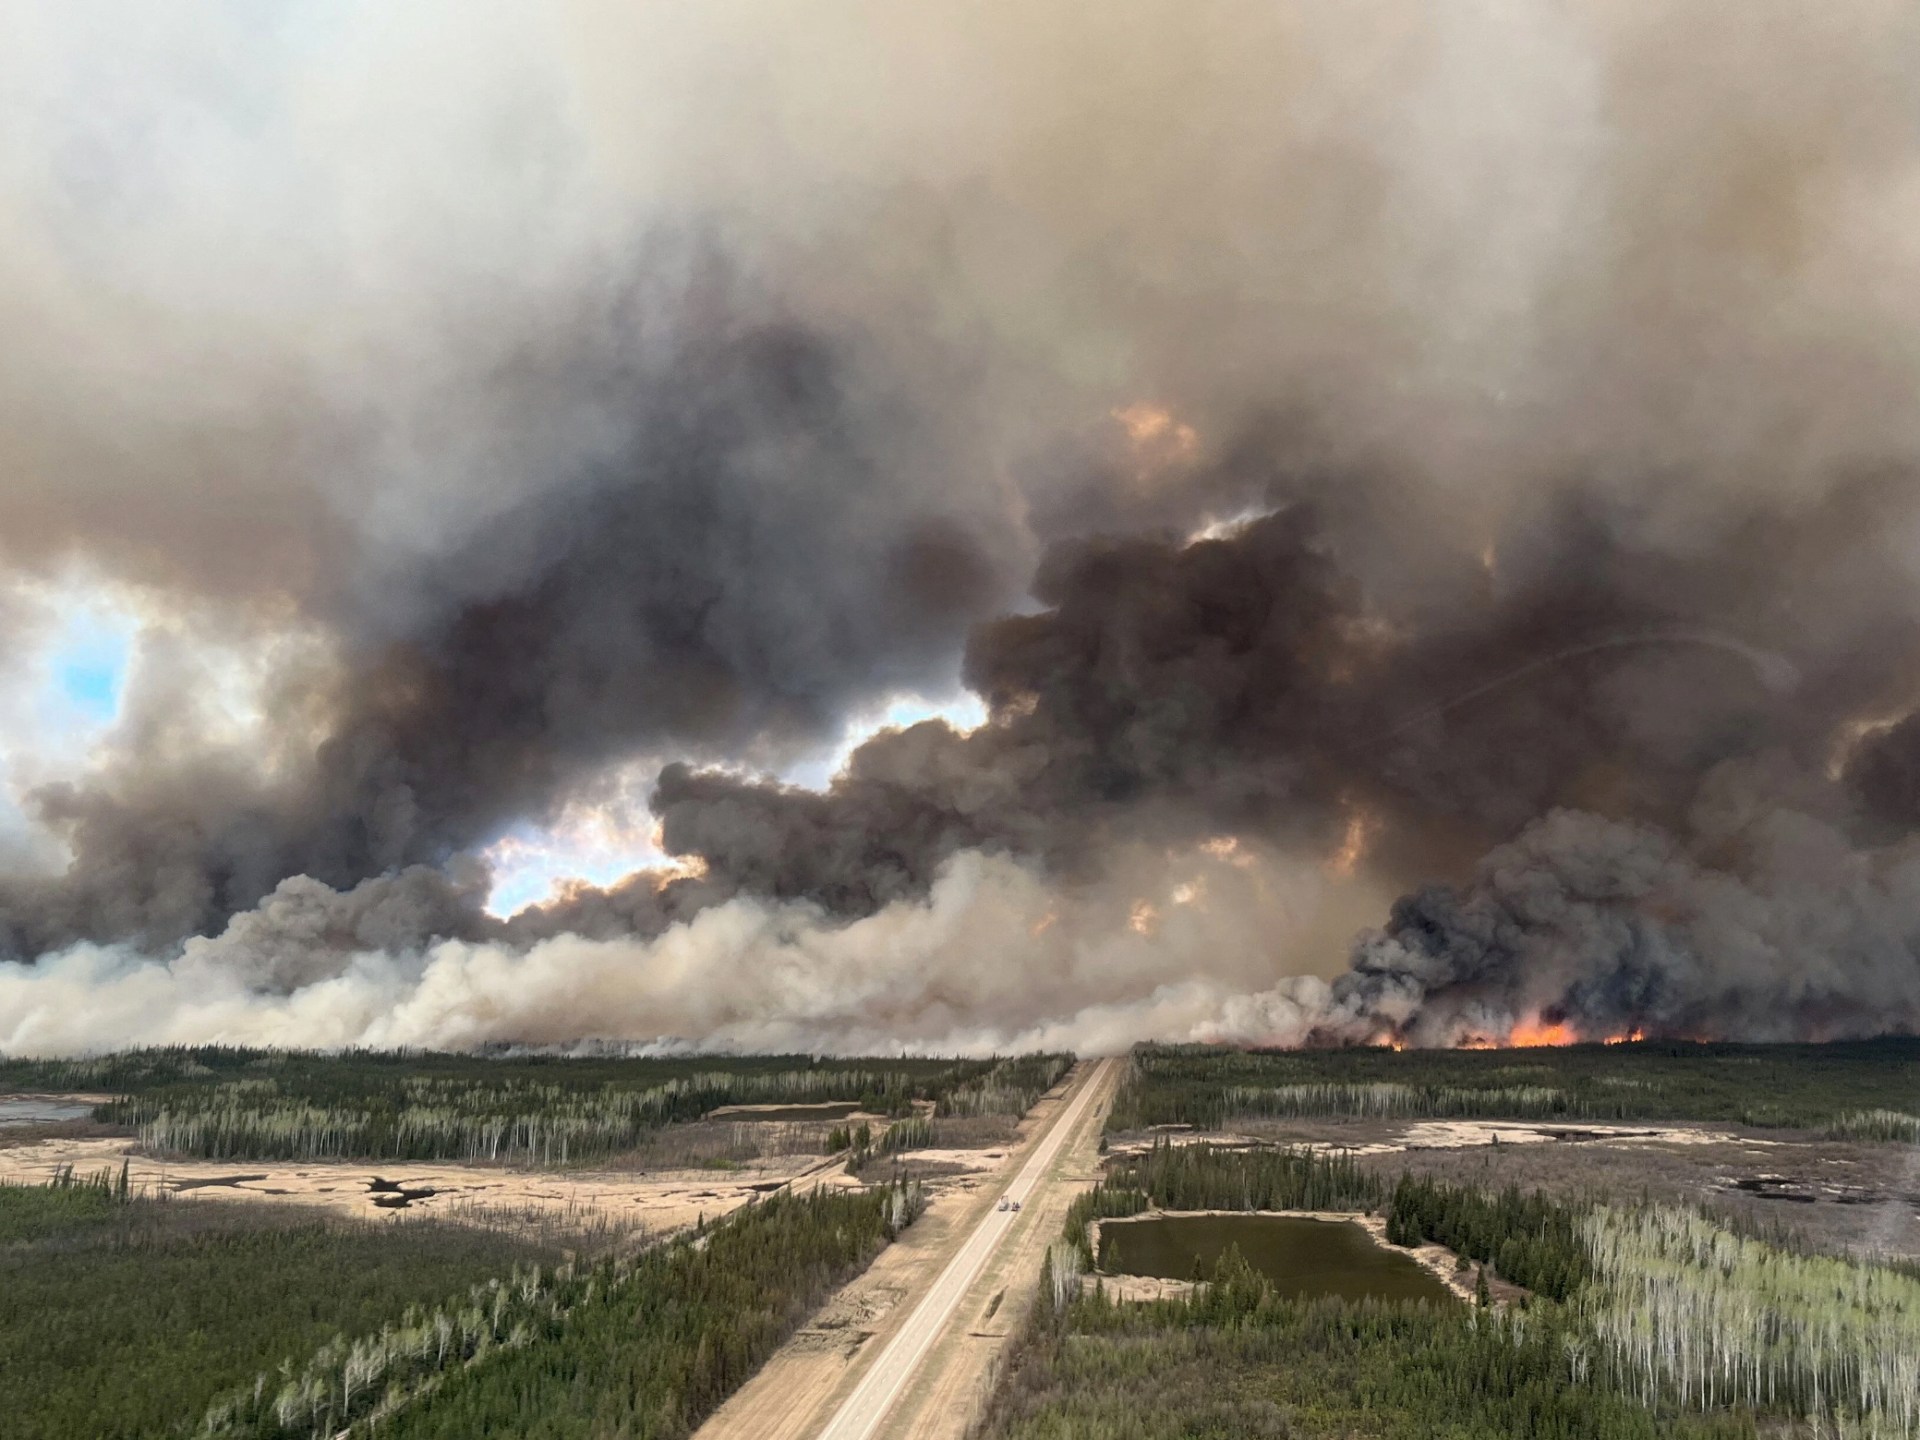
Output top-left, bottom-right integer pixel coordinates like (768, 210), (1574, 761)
(783, 689), (988, 790)
(1111, 402), (1199, 456)
(485, 690), (992, 916)
(483, 767), (668, 917)
(1325, 806), (1379, 878)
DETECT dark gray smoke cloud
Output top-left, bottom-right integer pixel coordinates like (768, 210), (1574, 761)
(8, 0), (1920, 1052)
(0, 302), (1016, 957)
(650, 469), (1920, 893)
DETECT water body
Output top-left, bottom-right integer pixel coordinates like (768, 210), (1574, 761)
(0, 1097), (94, 1125)
(1099, 1214), (1453, 1304)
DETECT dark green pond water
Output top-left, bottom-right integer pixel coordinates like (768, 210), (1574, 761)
(1098, 1214), (1452, 1304)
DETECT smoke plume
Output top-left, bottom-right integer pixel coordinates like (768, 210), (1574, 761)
(5, 0), (1920, 1053)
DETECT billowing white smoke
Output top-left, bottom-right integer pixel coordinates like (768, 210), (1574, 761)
(6, 770), (1920, 1056)
(0, 846), (1353, 1057)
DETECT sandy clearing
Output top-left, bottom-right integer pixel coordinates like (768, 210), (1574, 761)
(0, 1134), (853, 1238)
(0, 1091), (117, 1106)
(1112, 1117), (1756, 1158)
(1081, 1272), (1197, 1303)
(868, 1146), (1005, 1174)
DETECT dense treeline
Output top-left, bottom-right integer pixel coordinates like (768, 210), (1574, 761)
(875, 1114), (932, 1155)
(1384, 1175), (1588, 1300)
(193, 1179), (923, 1438)
(935, 1054), (1073, 1118)
(1105, 1141), (1382, 1214)
(0, 1161), (130, 1241)
(356, 1184), (913, 1439)
(1062, 1186), (1152, 1266)
(1829, 1108), (1920, 1143)
(1581, 1206), (1920, 1434)
(1108, 1038), (1920, 1132)
(0, 1046), (1069, 1166)
(2, 1182), (543, 1440)
(1225, 1079), (1570, 1121)
(978, 1251), (1754, 1439)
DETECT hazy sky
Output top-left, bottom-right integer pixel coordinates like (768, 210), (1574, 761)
(6, 1), (1920, 1054)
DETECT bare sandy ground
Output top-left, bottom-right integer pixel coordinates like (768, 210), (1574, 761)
(1082, 1272), (1197, 1303)
(1114, 1117), (1745, 1157)
(693, 1060), (1123, 1440)
(0, 1133), (854, 1238)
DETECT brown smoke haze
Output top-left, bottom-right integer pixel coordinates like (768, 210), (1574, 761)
(5, 0), (1920, 1054)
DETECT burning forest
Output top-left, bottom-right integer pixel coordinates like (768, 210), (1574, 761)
(3, 1), (1920, 1056)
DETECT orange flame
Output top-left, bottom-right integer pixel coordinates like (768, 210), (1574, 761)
(1128, 899), (1160, 937)
(1449, 1015), (1587, 1049)
(1508, 1017), (1579, 1048)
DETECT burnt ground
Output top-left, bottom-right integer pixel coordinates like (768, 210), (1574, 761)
(1184, 1117), (1920, 1260)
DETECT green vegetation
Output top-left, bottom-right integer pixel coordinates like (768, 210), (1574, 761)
(1829, 1108), (1920, 1143)
(875, 1114), (933, 1155)
(936, 1053), (1073, 1118)
(0, 1160), (130, 1241)
(351, 1183), (916, 1439)
(0, 1046), (1068, 1166)
(981, 1252), (1753, 1440)
(1581, 1205), (1920, 1433)
(0, 1047), (1060, 1435)
(1064, 1143), (1579, 1302)
(2, 1181), (547, 1440)
(1109, 1038), (1920, 1132)
(1384, 1175), (1588, 1300)
(4, 1153), (923, 1438)
(1026, 1131), (1920, 1436)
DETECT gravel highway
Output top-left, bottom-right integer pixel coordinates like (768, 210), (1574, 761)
(813, 1056), (1122, 1440)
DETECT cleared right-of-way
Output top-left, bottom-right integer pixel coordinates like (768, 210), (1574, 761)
(813, 1055), (1122, 1440)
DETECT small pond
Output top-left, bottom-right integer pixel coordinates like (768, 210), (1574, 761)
(1098, 1214), (1452, 1304)
(0, 1097), (94, 1126)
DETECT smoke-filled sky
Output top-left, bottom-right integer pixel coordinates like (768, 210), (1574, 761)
(5, 0), (1920, 1056)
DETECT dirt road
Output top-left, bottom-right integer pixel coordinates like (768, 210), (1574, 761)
(813, 1055), (1122, 1440)
(692, 1056), (1120, 1440)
